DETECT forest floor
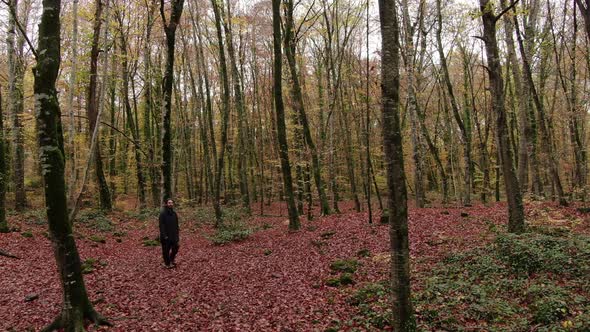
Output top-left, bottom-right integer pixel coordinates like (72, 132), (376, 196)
(1, 200), (589, 331)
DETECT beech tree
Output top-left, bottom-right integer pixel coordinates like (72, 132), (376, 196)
(0, 88), (7, 233)
(160, 0), (185, 203)
(33, 0), (111, 330)
(273, 0), (300, 230)
(378, 0), (414, 329)
(479, 0), (525, 233)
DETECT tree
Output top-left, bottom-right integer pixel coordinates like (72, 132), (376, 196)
(6, 0), (28, 211)
(160, 0), (185, 203)
(436, 0), (472, 206)
(87, 0), (112, 210)
(210, 0), (231, 225)
(273, 0), (300, 230)
(378, 0), (414, 330)
(33, 0), (111, 330)
(0, 88), (8, 233)
(479, 0), (525, 233)
(283, 0), (331, 216)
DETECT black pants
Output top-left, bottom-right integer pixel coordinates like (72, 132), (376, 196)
(161, 240), (179, 266)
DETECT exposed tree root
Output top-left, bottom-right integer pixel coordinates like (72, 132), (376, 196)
(40, 309), (112, 332)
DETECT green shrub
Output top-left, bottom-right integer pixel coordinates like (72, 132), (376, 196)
(89, 235), (106, 244)
(142, 238), (160, 247)
(494, 233), (570, 275)
(330, 259), (359, 273)
(21, 231), (33, 238)
(207, 219), (252, 245)
(81, 258), (97, 274)
(77, 210), (113, 232)
(23, 209), (46, 225)
(531, 297), (568, 324)
(348, 282), (387, 306)
(326, 273), (355, 287)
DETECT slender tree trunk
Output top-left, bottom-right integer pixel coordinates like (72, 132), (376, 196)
(436, 0), (471, 206)
(479, 0), (525, 233)
(0, 88), (7, 233)
(6, 0), (28, 211)
(67, 0), (79, 204)
(87, 0), (112, 211)
(273, 0), (299, 230)
(34, 1), (111, 330)
(402, 0), (426, 208)
(211, 0), (231, 226)
(222, 2), (251, 213)
(117, 22), (146, 209)
(378, 0), (414, 329)
(512, 9), (567, 206)
(283, 0), (331, 215)
(160, 0), (185, 203)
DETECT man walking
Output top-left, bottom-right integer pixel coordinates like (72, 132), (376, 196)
(159, 198), (179, 268)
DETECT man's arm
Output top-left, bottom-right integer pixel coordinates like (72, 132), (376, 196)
(159, 212), (167, 240)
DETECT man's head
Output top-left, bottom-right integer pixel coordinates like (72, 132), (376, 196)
(165, 199), (174, 209)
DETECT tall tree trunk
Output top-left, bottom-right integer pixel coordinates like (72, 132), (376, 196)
(402, 0), (426, 208)
(378, 0), (414, 329)
(512, 8), (567, 206)
(117, 18), (146, 209)
(222, 2), (251, 213)
(160, 0), (185, 203)
(7, 0), (28, 211)
(479, 0), (525, 233)
(211, 0), (230, 226)
(142, 2), (160, 208)
(67, 0), (79, 204)
(272, 0), (299, 230)
(0, 88), (7, 233)
(87, 0), (112, 211)
(436, 0), (472, 206)
(33, 1), (111, 330)
(283, 0), (331, 215)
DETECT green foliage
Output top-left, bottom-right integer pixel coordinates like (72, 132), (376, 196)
(325, 273), (355, 287)
(77, 209), (113, 232)
(81, 258), (97, 274)
(263, 249), (272, 256)
(330, 259), (359, 273)
(142, 237), (160, 247)
(21, 231), (33, 238)
(411, 229), (590, 330)
(89, 235), (106, 244)
(348, 282), (392, 329)
(23, 209), (46, 225)
(127, 208), (161, 222)
(207, 219), (252, 245)
(494, 232), (588, 276)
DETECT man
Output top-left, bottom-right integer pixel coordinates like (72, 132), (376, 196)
(159, 198), (180, 268)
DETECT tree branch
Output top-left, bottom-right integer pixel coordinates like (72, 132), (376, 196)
(494, 0), (519, 22)
(1, 0), (38, 59)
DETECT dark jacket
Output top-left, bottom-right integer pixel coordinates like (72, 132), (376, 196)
(159, 207), (179, 243)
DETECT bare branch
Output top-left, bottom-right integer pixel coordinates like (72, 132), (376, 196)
(494, 0), (519, 22)
(1, 0), (38, 59)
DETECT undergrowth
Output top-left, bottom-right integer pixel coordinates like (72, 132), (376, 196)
(349, 227), (590, 331)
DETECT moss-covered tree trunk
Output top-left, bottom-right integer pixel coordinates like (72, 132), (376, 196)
(160, 0), (185, 203)
(34, 1), (111, 330)
(378, 0), (415, 330)
(272, 0), (300, 231)
(479, 0), (525, 233)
